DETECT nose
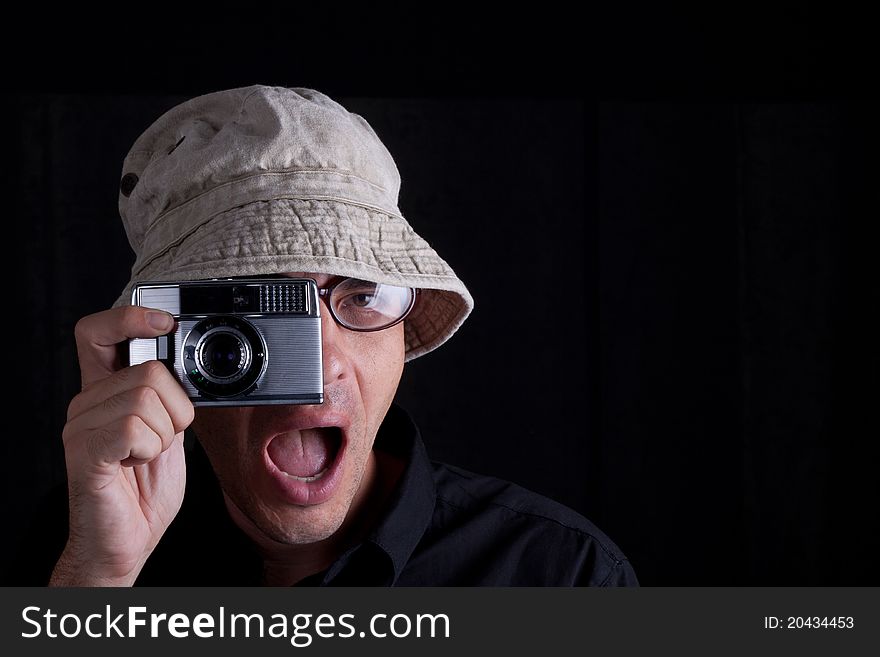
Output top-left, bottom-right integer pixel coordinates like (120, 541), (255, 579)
(318, 297), (350, 386)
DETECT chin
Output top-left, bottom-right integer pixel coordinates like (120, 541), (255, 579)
(223, 476), (357, 547)
(256, 503), (349, 545)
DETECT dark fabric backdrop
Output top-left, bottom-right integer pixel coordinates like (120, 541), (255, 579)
(7, 94), (877, 585)
(597, 102), (879, 584)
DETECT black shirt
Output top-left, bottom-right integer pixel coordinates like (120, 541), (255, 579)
(14, 404), (638, 587)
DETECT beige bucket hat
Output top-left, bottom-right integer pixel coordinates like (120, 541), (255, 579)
(113, 85), (473, 361)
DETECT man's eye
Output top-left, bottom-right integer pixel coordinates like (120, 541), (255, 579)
(347, 293), (375, 308)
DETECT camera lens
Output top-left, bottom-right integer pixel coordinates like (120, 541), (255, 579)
(201, 332), (246, 379)
(194, 326), (253, 386)
(183, 316), (267, 399)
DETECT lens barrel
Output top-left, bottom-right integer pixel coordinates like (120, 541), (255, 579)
(183, 316), (266, 398)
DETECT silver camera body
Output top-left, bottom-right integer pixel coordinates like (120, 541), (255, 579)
(129, 278), (323, 407)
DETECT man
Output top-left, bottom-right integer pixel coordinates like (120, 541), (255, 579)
(38, 86), (637, 586)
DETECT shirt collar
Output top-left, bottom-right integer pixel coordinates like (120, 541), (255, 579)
(321, 402), (437, 585)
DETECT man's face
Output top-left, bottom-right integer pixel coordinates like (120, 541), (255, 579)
(190, 272), (406, 545)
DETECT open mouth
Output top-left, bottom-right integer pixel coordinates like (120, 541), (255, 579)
(264, 426), (346, 505)
(267, 426), (343, 480)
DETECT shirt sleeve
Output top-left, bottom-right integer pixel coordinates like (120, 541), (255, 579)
(568, 530), (640, 587)
(596, 557), (640, 587)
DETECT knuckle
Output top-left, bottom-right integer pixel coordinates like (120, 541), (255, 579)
(173, 402), (196, 433)
(119, 414), (143, 437)
(73, 316), (90, 342)
(66, 391), (86, 422)
(184, 402), (195, 425)
(140, 359), (168, 381)
(126, 360), (165, 388)
(130, 384), (159, 408)
(73, 314), (101, 348)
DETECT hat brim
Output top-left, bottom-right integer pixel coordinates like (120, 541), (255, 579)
(114, 198), (473, 362)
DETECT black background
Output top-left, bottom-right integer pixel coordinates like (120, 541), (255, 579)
(3, 10), (878, 585)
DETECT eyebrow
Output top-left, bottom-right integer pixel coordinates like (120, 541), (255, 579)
(314, 274), (346, 288)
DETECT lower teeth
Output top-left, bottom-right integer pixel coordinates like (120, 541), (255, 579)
(282, 467), (328, 483)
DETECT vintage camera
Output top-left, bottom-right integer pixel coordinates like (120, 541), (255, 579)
(128, 278), (323, 406)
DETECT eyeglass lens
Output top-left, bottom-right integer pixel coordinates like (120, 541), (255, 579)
(329, 279), (414, 330)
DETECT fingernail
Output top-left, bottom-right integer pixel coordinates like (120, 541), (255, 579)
(147, 311), (173, 331)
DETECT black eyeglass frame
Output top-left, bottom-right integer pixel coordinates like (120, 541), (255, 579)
(316, 278), (419, 332)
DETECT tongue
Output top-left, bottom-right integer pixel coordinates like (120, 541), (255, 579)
(267, 429), (333, 477)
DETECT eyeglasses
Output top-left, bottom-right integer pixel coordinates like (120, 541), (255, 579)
(316, 277), (417, 332)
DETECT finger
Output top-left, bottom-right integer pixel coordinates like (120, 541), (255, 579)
(64, 385), (177, 454)
(67, 361), (195, 436)
(75, 306), (175, 388)
(75, 415), (164, 470)
(120, 430), (185, 468)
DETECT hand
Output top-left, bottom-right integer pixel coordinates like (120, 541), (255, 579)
(50, 306), (194, 586)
